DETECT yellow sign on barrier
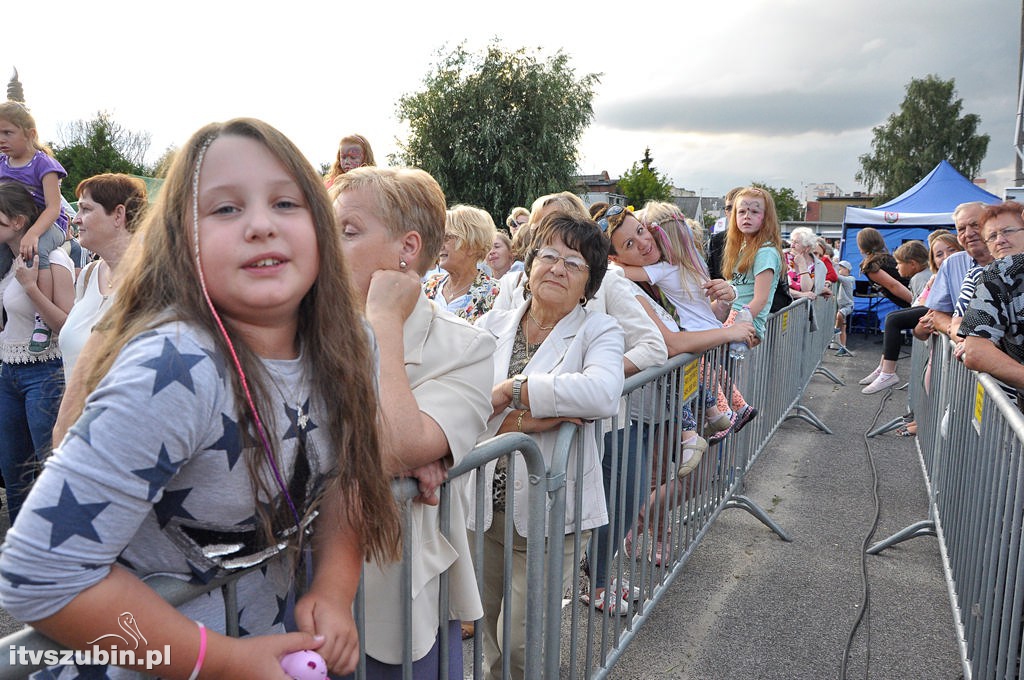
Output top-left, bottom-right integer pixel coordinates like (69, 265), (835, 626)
(684, 360), (699, 403)
(973, 380), (984, 434)
(781, 311), (789, 334)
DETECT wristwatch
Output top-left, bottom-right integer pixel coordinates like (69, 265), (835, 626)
(511, 374), (528, 410)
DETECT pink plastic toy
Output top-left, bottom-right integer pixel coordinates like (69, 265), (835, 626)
(280, 650), (327, 680)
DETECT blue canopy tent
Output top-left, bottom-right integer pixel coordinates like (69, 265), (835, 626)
(839, 160), (1000, 331)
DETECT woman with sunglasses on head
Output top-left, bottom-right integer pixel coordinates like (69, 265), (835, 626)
(600, 202), (757, 439)
(471, 210), (623, 680)
(591, 202), (756, 580)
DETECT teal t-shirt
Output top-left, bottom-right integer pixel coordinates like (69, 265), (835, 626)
(730, 245), (782, 338)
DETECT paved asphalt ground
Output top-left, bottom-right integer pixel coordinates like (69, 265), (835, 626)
(0, 332), (964, 679)
(608, 332), (964, 679)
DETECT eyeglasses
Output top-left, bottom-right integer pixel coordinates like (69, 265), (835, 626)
(983, 226), (1024, 245)
(534, 247), (590, 274)
(597, 205), (625, 232)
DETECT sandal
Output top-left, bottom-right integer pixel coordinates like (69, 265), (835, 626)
(895, 425), (917, 437)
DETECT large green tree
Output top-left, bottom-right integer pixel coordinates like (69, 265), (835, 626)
(751, 182), (802, 221)
(856, 75), (989, 203)
(50, 112), (152, 202)
(394, 42), (600, 221)
(617, 147), (674, 208)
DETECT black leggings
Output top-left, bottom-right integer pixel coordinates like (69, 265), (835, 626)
(882, 307), (928, 361)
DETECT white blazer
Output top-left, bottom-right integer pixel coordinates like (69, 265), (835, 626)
(470, 300), (625, 536)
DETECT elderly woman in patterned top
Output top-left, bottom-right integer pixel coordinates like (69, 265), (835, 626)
(423, 204), (500, 323)
(470, 210), (624, 680)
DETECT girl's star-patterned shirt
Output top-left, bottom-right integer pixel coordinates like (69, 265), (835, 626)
(0, 321), (334, 678)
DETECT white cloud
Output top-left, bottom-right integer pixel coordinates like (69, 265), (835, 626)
(4, 0), (1018, 201)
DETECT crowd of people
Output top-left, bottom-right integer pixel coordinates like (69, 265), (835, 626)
(842, 200), (1024, 439)
(0, 101), (1019, 680)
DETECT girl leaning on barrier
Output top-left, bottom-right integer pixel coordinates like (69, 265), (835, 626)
(0, 118), (400, 678)
(470, 210), (624, 680)
(721, 186), (784, 342)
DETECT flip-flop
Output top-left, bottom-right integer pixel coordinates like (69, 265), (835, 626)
(895, 427), (916, 437)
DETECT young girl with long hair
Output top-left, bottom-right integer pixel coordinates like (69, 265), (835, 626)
(323, 133), (375, 188)
(721, 186), (784, 340)
(0, 118), (400, 678)
(856, 227), (912, 309)
(0, 101), (71, 354)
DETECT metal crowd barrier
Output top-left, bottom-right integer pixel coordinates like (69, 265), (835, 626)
(552, 295), (838, 678)
(0, 297), (836, 679)
(868, 335), (1024, 680)
(0, 433), (552, 680)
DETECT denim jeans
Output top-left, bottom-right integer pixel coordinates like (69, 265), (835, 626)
(0, 358), (65, 523)
(590, 423), (651, 590)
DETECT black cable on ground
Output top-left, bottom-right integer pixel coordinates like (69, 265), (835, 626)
(839, 387), (893, 680)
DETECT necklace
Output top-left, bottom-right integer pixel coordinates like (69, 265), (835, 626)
(444, 275), (472, 301)
(265, 360), (310, 432)
(528, 308), (555, 330)
(518, 321), (543, 363)
(102, 262), (116, 298)
(522, 312), (554, 362)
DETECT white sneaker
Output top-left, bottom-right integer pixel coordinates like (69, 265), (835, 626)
(581, 578), (636, 616)
(859, 366), (882, 385)
(862, 373), (900, 394)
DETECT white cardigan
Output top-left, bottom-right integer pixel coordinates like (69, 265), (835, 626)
(361, 293), (494, 663)
(470, 300), (624, 536)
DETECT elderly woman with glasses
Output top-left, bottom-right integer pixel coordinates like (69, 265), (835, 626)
(786, 226), (827, 300)
(423, 204), (500, 323)
(959, 201), (1024, 391)
(470, 211), (624, 680)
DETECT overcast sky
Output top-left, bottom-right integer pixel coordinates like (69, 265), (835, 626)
(8, 0), (1019, 203)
